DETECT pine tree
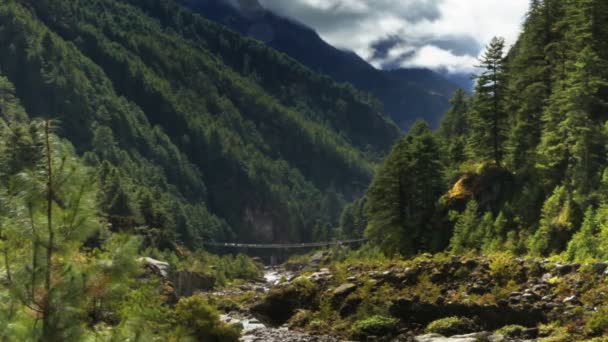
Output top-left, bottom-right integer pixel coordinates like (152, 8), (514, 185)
(537, 47), (608, 197)
(528, 186), (575, 256)
(566, 207), (598, 262)
(467, 37), (508, 166)
(439, 89), (469, 171)
(450, 200), (479, 255)
(505, 0), (553, 171)
(365, 121), (444, 255)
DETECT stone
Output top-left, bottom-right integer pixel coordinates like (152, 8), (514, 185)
(543, 302), (560, 310)
(555, 264), (574, 275)
(339, 296), (362, 317)
(522, 293), (540, 302)
(563, 295), (580, 305)
(173, 270), (216, 297)
(309, 251), (325, 265)
(333, 283), (357, 297)
(467, 284), (489, 295)
(415, 332), (488, 342)
(592, 262), (608, 275)
(138, 257), (170, 278)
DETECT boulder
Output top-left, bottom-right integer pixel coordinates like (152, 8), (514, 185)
(339, 296), (362, 317)
(333, 283), (357, 297)
(139, 257), (170, 279)
(415, 333), (484, 342)
(172, 270), (216, 297)
(251, 277), (318, 325)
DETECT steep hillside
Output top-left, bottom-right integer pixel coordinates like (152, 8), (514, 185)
(177, 0), (461, 129)
(355, 0), (608, 262)
(0, 0), (400, 246)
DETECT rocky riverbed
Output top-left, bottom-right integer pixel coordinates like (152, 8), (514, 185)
(216, 267), (342, 341)
(214, 251), (608, 341)
(214, 263), (548, 341)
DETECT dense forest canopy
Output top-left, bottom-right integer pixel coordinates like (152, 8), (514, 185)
(356, 0), (608, 262)
(0, 0), (402, 249)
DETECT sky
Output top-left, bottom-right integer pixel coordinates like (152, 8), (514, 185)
(256, 0), (529, 74)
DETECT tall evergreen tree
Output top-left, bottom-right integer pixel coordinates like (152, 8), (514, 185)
(467, 37), (508, 166)
(439, 89), (470, 171)
(365, 121), (445, 255)
(505, 0), (553, 171)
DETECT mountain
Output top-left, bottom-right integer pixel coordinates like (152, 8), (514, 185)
(177, 0), (461, 129)
(0, 0), (401, 246)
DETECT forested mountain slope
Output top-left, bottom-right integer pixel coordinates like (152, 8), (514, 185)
(0, 0), (401, 246)
(177, 0), (461, 129)
(354, 0), (608, 262)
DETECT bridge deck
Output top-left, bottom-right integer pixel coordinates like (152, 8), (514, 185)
(201, 239), (366, 249)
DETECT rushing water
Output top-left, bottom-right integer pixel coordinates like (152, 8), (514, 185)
(219, 267), (340, 341)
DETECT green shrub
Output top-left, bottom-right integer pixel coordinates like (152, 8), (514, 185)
(586, 307), (608, 336)
(496, 325), (526, 338)
(173, 295), (241, 342)
(425, 316), (477, 337)
(288, 309), (312, 328)
(489, 252), (521, 285)
(351, 315), (398, 339)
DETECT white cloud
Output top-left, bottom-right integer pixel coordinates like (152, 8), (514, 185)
(402, 45), (479, 73)
(258, 0), (529, 73)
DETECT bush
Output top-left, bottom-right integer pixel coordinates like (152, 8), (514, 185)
(425, 316), (477, 337)
(586, 307), (608, 336)
(173, 295), (241, 342)
(496, 325), (526, 338)
(489, 252), (522, 285)
(351, 315), (398, 339)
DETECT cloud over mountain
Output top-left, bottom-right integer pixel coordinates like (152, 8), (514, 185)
(257, 0), (528, 73)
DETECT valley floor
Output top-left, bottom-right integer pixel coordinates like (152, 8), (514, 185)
(206, 250), (608, 341)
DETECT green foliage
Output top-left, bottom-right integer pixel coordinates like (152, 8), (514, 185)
(0, 0), (401, 250)
(339, 196), (368, 239)
(488, 252), (522, 285)
(173, 295), (241, 342)
(449, 201), (480, 254)
(439, 89), (470, 178)
(467, 37), (508, 166)
(425, 316), (477, 337)
(496, 325), (527, 338)
(566, 207), (600, 262)
(350, 315), (398, 339)
(585, 306), (608, 336)
(365, 121), (446, 256)
(529, 186), (576, 256)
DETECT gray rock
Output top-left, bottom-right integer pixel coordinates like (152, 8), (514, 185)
(333, 283), (357, 297)
(563, 295), (580, 305)
(415, 332), (487, 342)
(309, 251), (325, 265)
(541, 273), (553, 283)
(173, 270), (216, 296)
(138, 257), (170, 278)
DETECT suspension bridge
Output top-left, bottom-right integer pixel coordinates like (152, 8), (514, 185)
(201, 239), (367, 264)
(200, 238), (367, 249)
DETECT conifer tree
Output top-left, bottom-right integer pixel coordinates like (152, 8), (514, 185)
(365, 121), (444, 255)
(566, 207), (598, 262)
(505, 0), (552, 171)
(449, 200), (479, 255)
(467, 37), (508, 166)
(528, 186), (575, 256)
(439, 89), (470, 171)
